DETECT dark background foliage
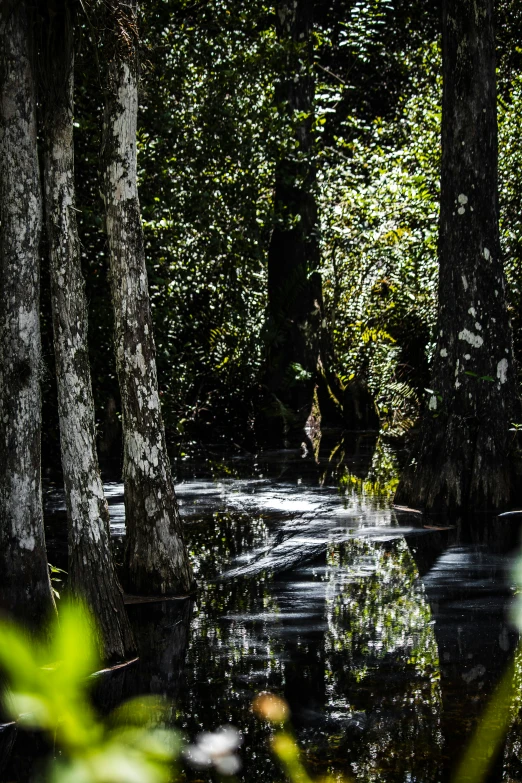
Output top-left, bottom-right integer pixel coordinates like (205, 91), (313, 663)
(39, 0), (522, 471)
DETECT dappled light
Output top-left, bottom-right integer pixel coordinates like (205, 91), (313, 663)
(2, 0), (522, 781)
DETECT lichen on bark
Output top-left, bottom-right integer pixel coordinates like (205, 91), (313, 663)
(395, 0), (519, 518)
(41, 2), (136, 662)
(0, 0), (55, 629)
(102, 0), (193, 595)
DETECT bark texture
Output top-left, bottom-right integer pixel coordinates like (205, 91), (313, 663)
(0, 0), (56, 629)
(395, 0), (518, 516)
(263, 0), (323, 441)
(41, 5), (136, 663)
(103, 0), (193, 595)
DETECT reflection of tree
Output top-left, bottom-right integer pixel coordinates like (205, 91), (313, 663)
(322, 537), (442, 783)
(91, 599), (193, 722)
(421, 534), (518, 779)
(180, 576), (286, 782)
(187, 511), (270, 580)
(129, 600), (193, 700)
(176, 503), (445, 783)
(320, 437), (400, 512)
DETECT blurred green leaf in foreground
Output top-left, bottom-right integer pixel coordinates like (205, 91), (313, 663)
(0, 602), (180, 783)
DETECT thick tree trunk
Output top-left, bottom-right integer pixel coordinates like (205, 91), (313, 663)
(41, 6), (136, 663)
(395, 0), (518, 517)
(263, 0), (323, 443)
(0, 0), (56, 629)
(103, 0), (193, 595)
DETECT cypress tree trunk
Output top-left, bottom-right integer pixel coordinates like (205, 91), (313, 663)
(41, 4), (136, 662)
(395, 0), (518, 516)
(0, 0), (56, 629)
(103, 0), (193, 595)
(263, 0), (323, 442)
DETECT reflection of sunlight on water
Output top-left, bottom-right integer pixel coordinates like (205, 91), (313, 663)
(320, 537), (443, 782)
(40, 446), (519, 783)
(94, 469), (445, 781)
(174, 484), (445, 782)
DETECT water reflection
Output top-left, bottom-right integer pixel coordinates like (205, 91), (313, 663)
(323, 537), (442, 782)
(422, 537), (519, 780)
(4, 446), (519, 783)
(180, 522), (445, 782)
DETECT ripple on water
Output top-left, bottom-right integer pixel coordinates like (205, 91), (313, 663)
(39, 467), (522, 783)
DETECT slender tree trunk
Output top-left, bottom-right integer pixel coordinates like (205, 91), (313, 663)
(0, 0), (56, 629)
(263, 0), (323, 442)
(103, 0), (193, 595)
(41, 3), (136, 662)
(395, 0), (518, 516)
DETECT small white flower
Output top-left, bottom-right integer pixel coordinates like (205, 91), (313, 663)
(183, 726), (242, 775)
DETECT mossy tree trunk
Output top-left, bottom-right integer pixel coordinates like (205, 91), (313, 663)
(263, 0), (323, 444)
(102, 0), (193, 595)
(0, 0), (56, 630)
(41, 1), (136, 663)
(395, 0), (518, 517)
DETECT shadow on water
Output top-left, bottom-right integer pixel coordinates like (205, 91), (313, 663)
(92, 598), (194, 716)
(3, 434), (522, 782)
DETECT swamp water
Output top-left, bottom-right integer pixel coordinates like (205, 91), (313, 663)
(2, 444), (522, 782)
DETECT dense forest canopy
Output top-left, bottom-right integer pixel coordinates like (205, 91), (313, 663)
(4, 6), (522, 783)
(2, 0), (522, 647)
(60, 0), (521, 453)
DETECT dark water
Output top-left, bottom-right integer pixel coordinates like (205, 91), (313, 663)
(2, 443), (522, 782)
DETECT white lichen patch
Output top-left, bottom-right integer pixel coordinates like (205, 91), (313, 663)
(440, 348), (448, 358)
(131, 343), (147, 375)
(468, 307), (476, 317)
(458, 329), (483, 348)
(497, 358), (508, 384)
(474, 322), (482, 331)
(20, 534), (35, 551)
(148, 391), (159, 410)
(126, 430), (160, 477)
(111, 63), (138, 203)
(429, 396), (437, 411)
(458, 194), (468, 204)
(483, 247), (491, 261)
(464, 354), (471, 360)
(462, 275), (468, 291)
(18, 306), (37, 345)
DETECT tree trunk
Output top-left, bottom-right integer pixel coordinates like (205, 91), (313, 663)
(102, 0), (193, 595)
(41, 4), (136, 663)
(395, 0), (518, 517)
(263, 0), (323, 443)
(0, 0), (56, 630)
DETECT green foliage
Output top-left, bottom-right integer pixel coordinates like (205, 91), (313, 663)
(332, 439), (400, 503)
(318, 39), (441, 431)
(64, 0), (522, 453)
(136, 0), (279, 438)
(499, 67), (522, 382)
(48, 563), (67, 599)
(0, 603), (180, 783)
